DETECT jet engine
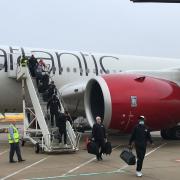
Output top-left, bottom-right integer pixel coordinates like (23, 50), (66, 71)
(84, 74), (180, 133)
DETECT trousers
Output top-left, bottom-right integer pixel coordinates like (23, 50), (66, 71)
(9, 142), (22, 162)
(95, 140), (105, 159)
(135, 144), (146, 171)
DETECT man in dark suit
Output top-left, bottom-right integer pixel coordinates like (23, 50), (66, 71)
(92, 116), (107, 161)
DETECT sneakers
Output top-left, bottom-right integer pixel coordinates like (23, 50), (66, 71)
(136, 171), (143, 177)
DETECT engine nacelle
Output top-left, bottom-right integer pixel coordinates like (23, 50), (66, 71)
(85, 74), (180, 133)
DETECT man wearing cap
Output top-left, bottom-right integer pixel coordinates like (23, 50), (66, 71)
(129, 116), (153, 177)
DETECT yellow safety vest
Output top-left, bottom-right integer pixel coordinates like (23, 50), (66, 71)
(8, 125), (20, 143)
(21, 58), (28, 67)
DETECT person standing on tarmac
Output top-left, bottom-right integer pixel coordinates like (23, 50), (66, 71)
(8, 122), (25, 163)
(129, 116), (153, 177)
(92, 116), (107, 161)
(47, 94), (61, 127)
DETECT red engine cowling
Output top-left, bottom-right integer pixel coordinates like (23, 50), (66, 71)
(84, 74), (180, 133)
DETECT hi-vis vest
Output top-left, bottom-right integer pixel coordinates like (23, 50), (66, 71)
(8, 125), (20, 143)
(20, 58), (28, 67)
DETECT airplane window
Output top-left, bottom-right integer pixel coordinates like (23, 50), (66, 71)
(60, 67), (63, 72)
(0, 64), (3, 70)
(113, 70), (116, 73)
(73, 68), (77, 73)
(0, 56), (4, 71)
(66, 67), (70, 72)
(87, 69), (90, 73)
(93, 69), (96, 73)
(80, 68), (83, 73)
(100, 69), (103, 74)
(106, 69), (110, 74)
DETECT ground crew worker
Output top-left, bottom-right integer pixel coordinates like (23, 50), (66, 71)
(8, 122), (25, 163)
(92, 116), (107, 161)
(20, 55), (28, 67)
(129, 116), (153, 177)
(47, 94), (61, 127)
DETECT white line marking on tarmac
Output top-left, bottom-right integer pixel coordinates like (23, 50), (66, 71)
(0, 150), (8, 156)
(1, 157), (48, 180)
(23, 143), (167, 180)
(23, 145), (121, 180)
(61, 144), (121, 177)
(23, 169), (126, 180)
(116, 143), (167, 172)
(145, 143), (167, 157)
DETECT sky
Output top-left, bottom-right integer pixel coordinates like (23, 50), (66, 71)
(0, 0), (180, 58)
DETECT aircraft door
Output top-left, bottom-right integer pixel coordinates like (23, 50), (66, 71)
(8, 52), (21, 78)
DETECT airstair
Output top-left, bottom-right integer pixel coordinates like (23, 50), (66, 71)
(15, 65), (81, 153)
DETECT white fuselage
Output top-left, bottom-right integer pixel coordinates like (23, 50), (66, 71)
(1, 45), (180, 112)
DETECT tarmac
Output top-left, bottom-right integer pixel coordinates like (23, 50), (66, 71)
(0, 129), (180, 180)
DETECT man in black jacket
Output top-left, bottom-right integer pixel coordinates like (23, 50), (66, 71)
(47, 95), (61, 127)
(28, 55), (38, 77)
(129, 116), (153, 177)
(48, 81), (57, 99)
(92, 116), (107, 161)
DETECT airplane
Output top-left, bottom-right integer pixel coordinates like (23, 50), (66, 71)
(1, 45), (180, 141)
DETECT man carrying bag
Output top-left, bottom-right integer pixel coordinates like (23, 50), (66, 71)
(128, 115), (153, 177)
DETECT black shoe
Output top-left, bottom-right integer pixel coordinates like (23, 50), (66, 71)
(18, 159), (25, 162)
(99, 156), (103, 160)
(96, 156), (100, 161)
(10, 160), (17, 163)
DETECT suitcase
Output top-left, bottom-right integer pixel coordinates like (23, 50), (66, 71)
(120, 149), (136, 165)
(104, 141), (112, 155)
(87, 141), (99, 155)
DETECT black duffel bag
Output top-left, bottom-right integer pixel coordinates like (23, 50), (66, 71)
(87, 140), (99, 155)
(104, 141), (112, 155)
(120, 148), (136, 165)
